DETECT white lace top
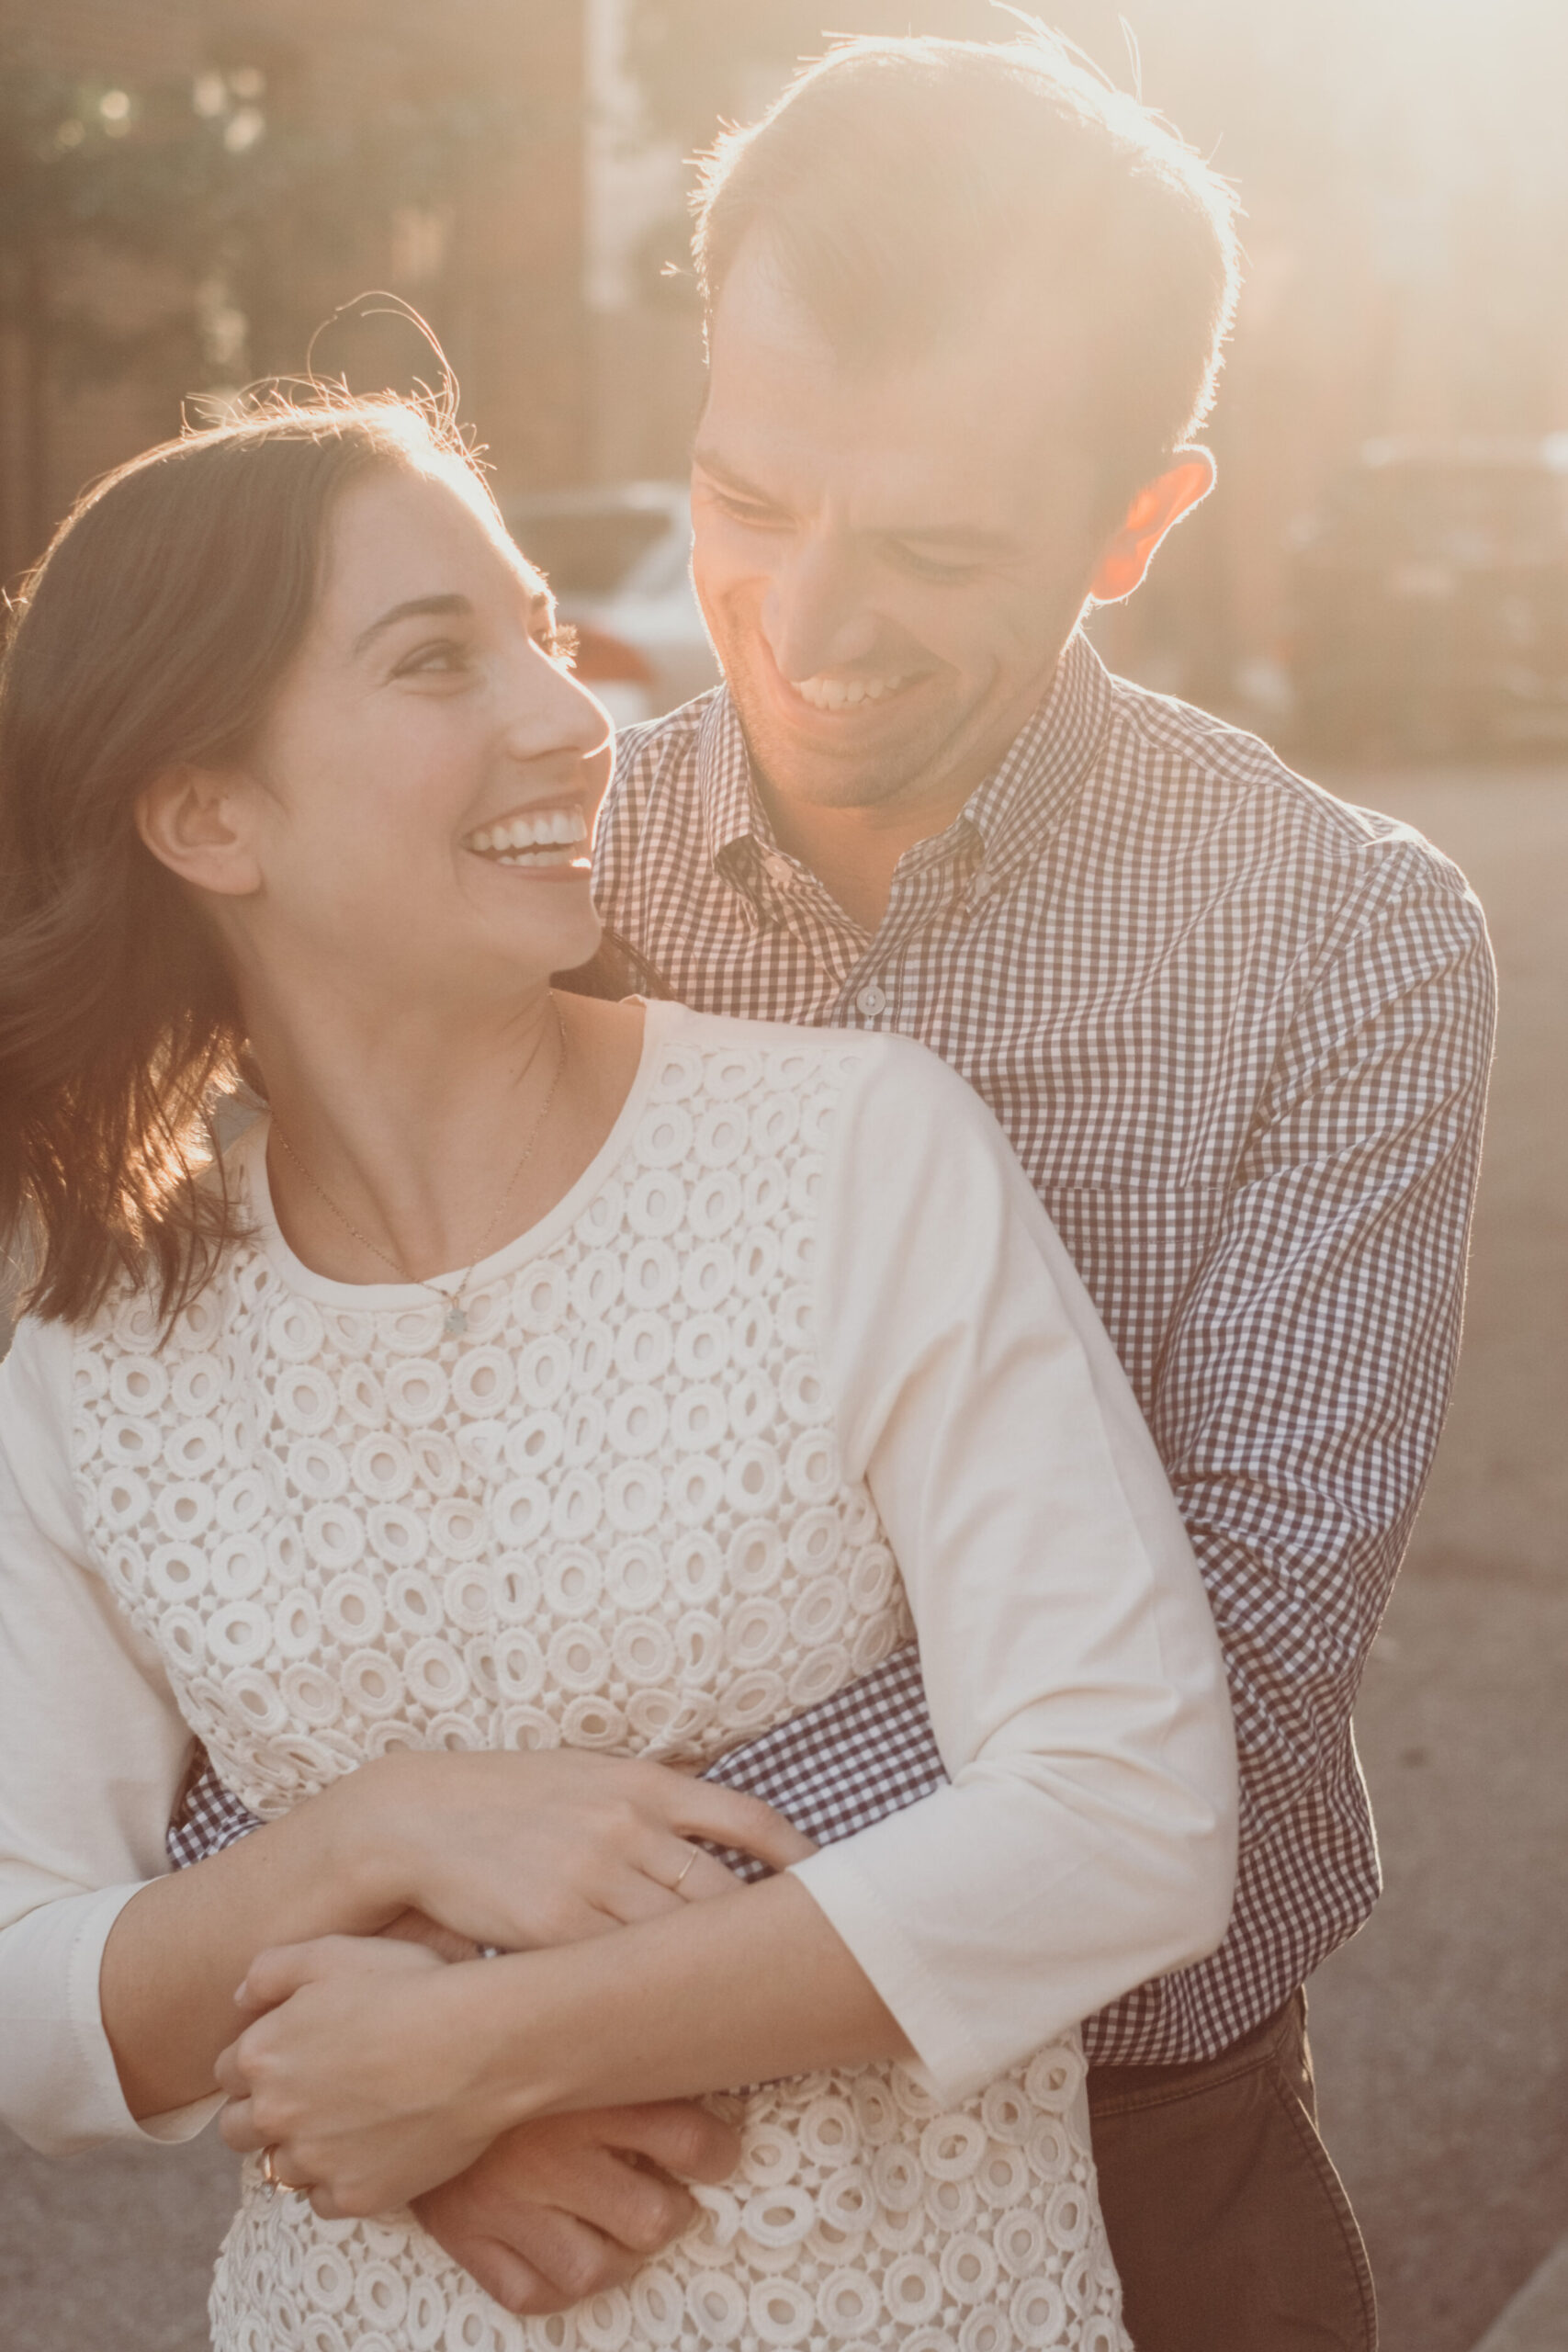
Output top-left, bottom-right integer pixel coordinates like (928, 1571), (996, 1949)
(0, 1004), (1235, 2351)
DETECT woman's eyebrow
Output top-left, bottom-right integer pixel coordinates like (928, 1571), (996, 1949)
(351, 593), (472, 658)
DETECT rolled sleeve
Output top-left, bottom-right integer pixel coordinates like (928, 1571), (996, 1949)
(795, 1040), (1238, 2100)
(0, 1318), (202, 2151)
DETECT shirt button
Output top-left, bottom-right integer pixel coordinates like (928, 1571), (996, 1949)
(855, 982), (887, 1016)
(764, 851), (794, 885)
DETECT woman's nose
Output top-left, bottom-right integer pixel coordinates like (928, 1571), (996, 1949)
(502, 643), (615, 761)
(762, 537), (879, 680)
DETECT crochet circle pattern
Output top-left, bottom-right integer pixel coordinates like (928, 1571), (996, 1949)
(73, 1019), (1126, 2352)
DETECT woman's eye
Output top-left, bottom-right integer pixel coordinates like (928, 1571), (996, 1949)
(538, 622), (579, 666)
(392, 639), (469, 678)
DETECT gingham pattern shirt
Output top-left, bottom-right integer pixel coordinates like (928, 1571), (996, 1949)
(592, 628), (1495, 2065)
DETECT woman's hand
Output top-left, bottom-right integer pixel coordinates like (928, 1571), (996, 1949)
(217, 1873), (908, 2221)
(217, 1934), (508, 2215)
(330, 1747), (814, 1953)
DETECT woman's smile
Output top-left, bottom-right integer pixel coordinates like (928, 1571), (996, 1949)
(463, 799), (591, 869)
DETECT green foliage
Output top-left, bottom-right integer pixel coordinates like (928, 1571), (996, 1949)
(0, 62), (523, 395)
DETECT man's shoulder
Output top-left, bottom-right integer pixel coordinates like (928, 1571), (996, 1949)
(1099, 673), (1481, 916)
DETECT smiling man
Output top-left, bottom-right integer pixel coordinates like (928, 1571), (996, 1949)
(581, 31), (1494, 2352)
(684, 238), (1211, 936)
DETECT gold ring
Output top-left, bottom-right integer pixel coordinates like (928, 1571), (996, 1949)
(671, 1849), (698, 1894)
(260, 2144), (301, 2196)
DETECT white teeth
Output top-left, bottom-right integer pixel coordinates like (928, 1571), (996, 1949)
(466, 805), (588, 858)
(794, 673), (908, 712)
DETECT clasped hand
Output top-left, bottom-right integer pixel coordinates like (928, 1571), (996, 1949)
(214, 1746), (812, 2309)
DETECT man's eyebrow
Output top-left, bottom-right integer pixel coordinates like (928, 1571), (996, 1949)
(351, 593), (473, 658)
(691, 447), (783, 505)
(694, 449), (1018, 556)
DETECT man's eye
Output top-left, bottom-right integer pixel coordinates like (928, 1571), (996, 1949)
(716, 492), (788, 531)
(539, 621), (579, 666)
(890, 546), (981, 583)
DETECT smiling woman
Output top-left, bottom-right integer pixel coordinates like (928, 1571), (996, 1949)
(0, 386), (1235, 2352)
(0, 390), (609, 1328)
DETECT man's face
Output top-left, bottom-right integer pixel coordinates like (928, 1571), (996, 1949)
(691, 239), (1111, 826)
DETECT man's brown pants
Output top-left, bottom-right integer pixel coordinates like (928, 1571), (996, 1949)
(1089, 1993), (1378, 2350)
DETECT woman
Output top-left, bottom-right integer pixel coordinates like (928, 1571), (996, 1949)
(0, 390), (1235, 2351)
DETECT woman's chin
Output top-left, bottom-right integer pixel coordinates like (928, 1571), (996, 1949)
(457, 870), (604, 980)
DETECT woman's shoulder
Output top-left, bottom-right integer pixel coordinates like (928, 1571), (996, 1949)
(647, 1003), (1001, 1164)
(30, 1119), (268, 1374)
(649, 1002), (963, 1100)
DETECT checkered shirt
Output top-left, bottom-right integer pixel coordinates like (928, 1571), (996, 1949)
(591, 628), (1495, 2065)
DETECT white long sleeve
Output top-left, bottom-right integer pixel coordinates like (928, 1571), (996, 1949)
(790, 1035), (1237, 2098)
(0, 1005), (1236, 2148)
(0, 1316), (207, 2152)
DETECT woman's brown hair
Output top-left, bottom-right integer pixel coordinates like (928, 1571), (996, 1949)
(0, 390), (495, 1329)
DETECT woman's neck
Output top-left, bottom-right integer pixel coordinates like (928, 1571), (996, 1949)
(246, 981), (644, 1286)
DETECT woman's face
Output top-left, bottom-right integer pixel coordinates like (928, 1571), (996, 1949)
(222, 463), (612, 1016)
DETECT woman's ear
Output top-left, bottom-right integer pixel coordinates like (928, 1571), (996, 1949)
(136, 766), (264, 898)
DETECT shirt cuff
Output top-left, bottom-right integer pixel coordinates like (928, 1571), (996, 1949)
(787, 1845), (992, 2106)
(0, 1882), (217, 2154)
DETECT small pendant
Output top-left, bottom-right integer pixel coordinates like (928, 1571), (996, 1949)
(443, 1301), (468, 1339)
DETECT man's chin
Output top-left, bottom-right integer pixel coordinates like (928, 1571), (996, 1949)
(731, 683), (957, 816)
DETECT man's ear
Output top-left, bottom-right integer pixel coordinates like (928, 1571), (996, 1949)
(1088, 449), (1216, 605)
(136, 766), (264, 899)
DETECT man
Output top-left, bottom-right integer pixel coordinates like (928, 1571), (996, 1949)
(177, 29), (1493, 2347)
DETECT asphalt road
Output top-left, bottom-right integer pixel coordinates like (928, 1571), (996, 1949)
(1304, 759), (1568, 2352)
(1, 757), (1562, 2352)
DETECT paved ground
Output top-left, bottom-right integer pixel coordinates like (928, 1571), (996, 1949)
(2, 758), (1563, 2352)
(1304, 759), (1568, 2352)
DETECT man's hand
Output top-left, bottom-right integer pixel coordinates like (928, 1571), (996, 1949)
(412, 2104), (742, 2315)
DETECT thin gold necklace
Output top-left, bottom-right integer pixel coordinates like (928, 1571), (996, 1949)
(271, 999), (568, 1340)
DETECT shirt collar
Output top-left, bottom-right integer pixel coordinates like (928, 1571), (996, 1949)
(694, 626), (1114, 897)
(961, 628), (1114, 877)
(695, 686), (766, 876)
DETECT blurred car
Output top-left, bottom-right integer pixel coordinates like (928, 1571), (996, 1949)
(502, 481), (720, 729)
(1285, 435), (1568, 753)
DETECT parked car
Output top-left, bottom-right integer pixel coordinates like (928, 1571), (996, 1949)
(1285, 435), (1568, 753)
(502, 481), (720, 728)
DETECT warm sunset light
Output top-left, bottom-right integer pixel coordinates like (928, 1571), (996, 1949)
(0, 12), (1562, 2352)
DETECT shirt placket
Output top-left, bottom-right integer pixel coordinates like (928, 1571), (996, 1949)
(829, 828), (984, 1031)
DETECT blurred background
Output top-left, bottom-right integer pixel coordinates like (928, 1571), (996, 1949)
(5, 0), (1568, 742)
(0, 5), (1564, 2350)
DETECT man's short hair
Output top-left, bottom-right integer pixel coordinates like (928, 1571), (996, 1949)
(693, 29), (1242, 512)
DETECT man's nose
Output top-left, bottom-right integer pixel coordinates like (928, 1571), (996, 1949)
(761, 537), (880, 680)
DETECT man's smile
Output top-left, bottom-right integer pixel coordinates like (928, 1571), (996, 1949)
(791, 669), (915, 712)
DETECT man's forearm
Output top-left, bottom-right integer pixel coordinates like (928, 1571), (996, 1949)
(169, 1640), (949, 1876)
